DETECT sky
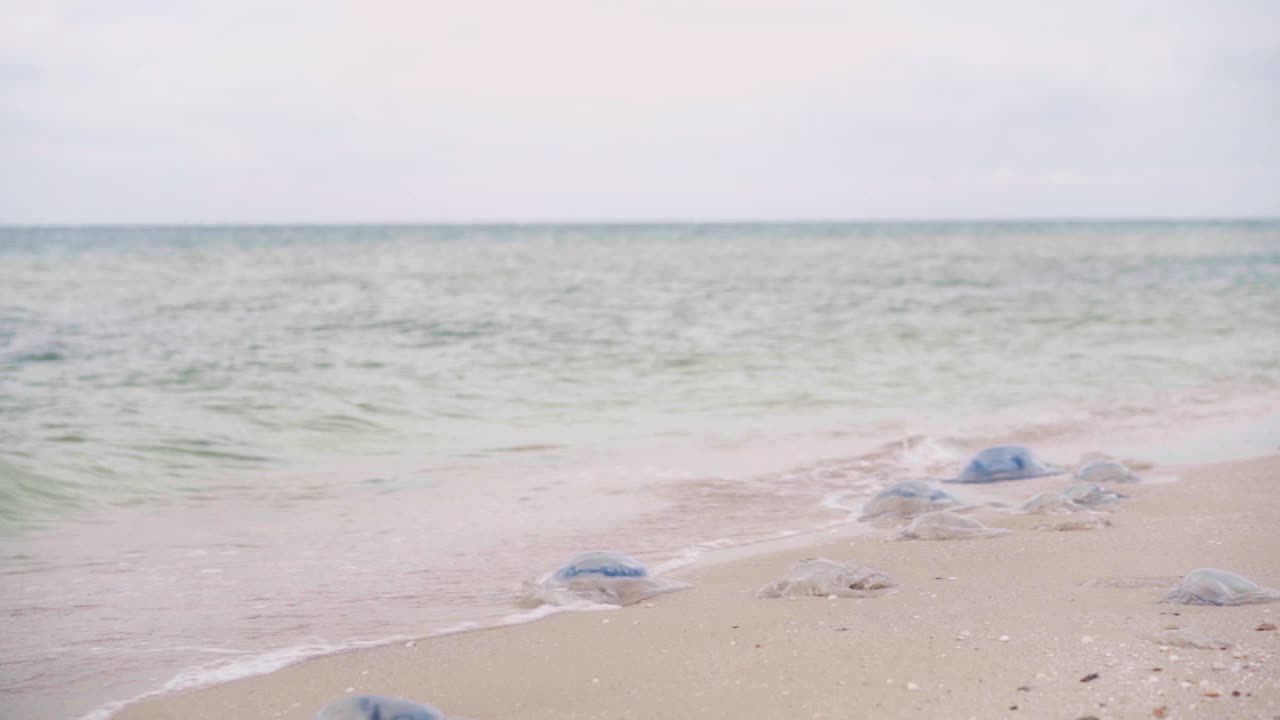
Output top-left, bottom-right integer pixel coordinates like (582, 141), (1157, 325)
(1, 0), (1278, 223)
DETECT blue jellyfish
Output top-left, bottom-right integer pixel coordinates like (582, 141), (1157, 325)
(316, 694), (445, 720)
(1165, 569), (1280, 606)
(553, 551), (648, 581)
(521, 551), (691, 608)
(949, 445), (1062, 483)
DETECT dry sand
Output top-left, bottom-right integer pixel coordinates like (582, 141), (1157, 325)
(116, 455), (1280, 720)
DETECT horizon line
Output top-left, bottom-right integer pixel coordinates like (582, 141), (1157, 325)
(3, 215), (1279, 230)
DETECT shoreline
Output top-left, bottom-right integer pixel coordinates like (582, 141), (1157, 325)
(113, 453), (1280, 720)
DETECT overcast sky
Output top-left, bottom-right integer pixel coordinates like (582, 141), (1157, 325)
(1, 0), (1277, 223)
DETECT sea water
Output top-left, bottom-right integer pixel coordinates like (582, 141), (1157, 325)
(1, 221), (1278, 717)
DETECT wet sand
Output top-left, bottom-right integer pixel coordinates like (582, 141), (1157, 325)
(115, 455), (1280, 720)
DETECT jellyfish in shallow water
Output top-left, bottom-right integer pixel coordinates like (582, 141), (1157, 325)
(1165, 569), (1280, 606)
(519, 551), (691, 608)
(1075, 459), (1140, 484)
(316, 694), (445, 720)
(1062, 483), (1126, 507)
(859, 480), (957, 520)
(757, 558), (900, 599)
(949, 445), (1062, 483)
(554, 550), (647, 580)
(897, 510), (1009, 540)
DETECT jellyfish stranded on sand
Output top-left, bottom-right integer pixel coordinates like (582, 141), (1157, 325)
(947, 445), (1064, 484)
(519, 551), (692, 608)
(1165, 569), (1280, 606)
(1075, 459), (1141, 484)
(1033, 515), (1112, 532)
(896, 510), (1009, 540)
(859, 480), (958, 520)
(1062, 483), (1126, 507)
(757, 558), (901, 599)
(316, 694), (445, 720)
(1019, 492), (1090, 515)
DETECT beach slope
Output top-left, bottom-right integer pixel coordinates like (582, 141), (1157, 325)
(116, 455), (1280, 720)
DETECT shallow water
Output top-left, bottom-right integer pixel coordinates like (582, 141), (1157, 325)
(2, 221), (1279, 718)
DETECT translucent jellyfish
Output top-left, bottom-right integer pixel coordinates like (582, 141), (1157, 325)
(1145, 628), (1232, 650)
(519, 551), (691, 608)
(949, 445), (1062, 483)
(316, 694), (445, 720)
(859, 480), (957, 520)
(1075, 459), (1140, 484)
(897, 510), (1009, 540)
(757, 557), (900, 599)
(1062, 483), (1126, 507)
(1033, 515), (1111, 532)
(1165, 568), (1280, 606)
(1019, 492), (1088, 515)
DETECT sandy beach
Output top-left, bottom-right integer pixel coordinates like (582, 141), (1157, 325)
(114, 453), (1280, 720)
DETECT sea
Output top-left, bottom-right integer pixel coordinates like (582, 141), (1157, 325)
(1, 221), (1278, 719)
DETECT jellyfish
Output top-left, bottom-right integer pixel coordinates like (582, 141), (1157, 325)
(1062, 483), (1126, 507)
(897, 510), (1009, 540)
(519, 551), (691, 608)
(1019, 492), (1089, 515)
(316, 694), (445, 720)
(1145, 628), (1231, 650)
(949, 445), (1063, 483)
(1165, 569), (1280, 606)
(859, 480), (957, 520)
(757, 557), (900, 599)
(1075, 459), (1140, 484)
(1033, 515), (1112, 531)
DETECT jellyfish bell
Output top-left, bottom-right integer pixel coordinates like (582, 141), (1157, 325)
(1020, 491), (1089, 515)
(1062, 483), (1126, 507)
(521, 551), (691, 608)
(757, 557), (900, 599)
(949, 445), (1063, 484)
(553, 551), (649, 580)
(1075, 459), (1140, 484)
(1166, 568), (1280, 606)
(897, 510), (1009, 540)
(859, 480), (957, 520)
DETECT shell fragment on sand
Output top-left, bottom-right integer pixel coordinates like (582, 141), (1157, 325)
(859, 480), (958, 520)
(316, 694), (445, 720)
(1075, 459), (1141, 484)
(757, 557), (900, 599)
(519, 551), (691, 608)
(949, 445), (1063, 484)
(897, 510), (1009, 540)
(1165, 568), (1280, 606)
